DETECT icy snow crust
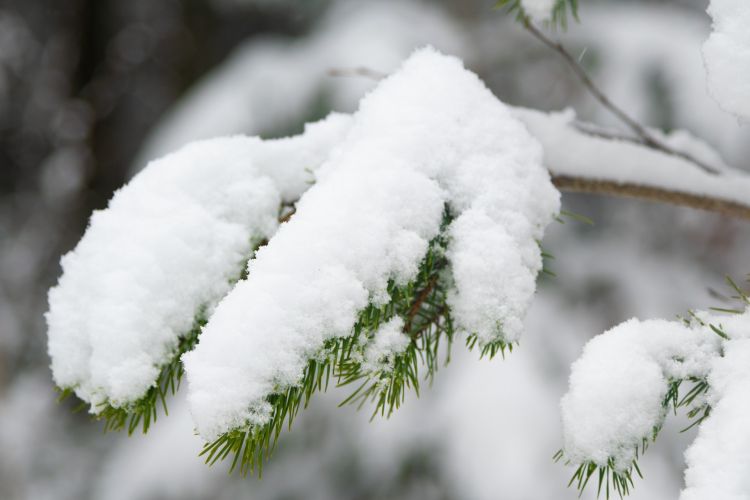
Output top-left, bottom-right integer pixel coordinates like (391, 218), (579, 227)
(46, 113), (352, 410)
(562, 309), (750, 498)
(183, 48), (560, 440)
(703, 0), (750, 120)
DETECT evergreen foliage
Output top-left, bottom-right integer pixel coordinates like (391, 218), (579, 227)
(557, 276), (750, 499)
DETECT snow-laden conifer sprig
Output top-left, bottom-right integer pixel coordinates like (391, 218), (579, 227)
(184, 48), (558, 469)
(555, 373), (712, 499)
(559, 277), (750, 499)
(46, 113), (352, 429)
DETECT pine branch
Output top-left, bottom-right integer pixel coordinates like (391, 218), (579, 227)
(560, 279), (749, 499)
(556, 375), (710, 499)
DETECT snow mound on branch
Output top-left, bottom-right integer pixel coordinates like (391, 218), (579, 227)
(703, 0), (750, 120)
(561, 318), (720, 470)
(562, 308), (750, 497)
(46, 113), (351, 409)
(184, 47), (559, 440)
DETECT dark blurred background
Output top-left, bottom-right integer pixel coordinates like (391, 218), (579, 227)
(0, 1), (747, 499)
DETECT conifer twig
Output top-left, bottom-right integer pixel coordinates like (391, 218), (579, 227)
(551, 175), (750, 221)
(522, 19), (720, 175)
(403, 275), (439, 335)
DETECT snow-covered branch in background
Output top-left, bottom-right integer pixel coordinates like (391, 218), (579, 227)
(516, 108), (750, 220)
(560, 296), (750, 499)
(703, 0), (750, 120)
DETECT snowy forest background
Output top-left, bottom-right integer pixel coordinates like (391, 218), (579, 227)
(1, 0), (748, 499)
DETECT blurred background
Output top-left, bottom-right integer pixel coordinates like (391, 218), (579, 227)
(0, 0), (748, 498)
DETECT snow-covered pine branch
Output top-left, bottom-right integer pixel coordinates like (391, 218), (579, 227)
(184, 47), (559, 472)
(44, 10), (750, 493)
(47, 114), (352, 431)
(559, 284), (750, 499)
(46, 47), (560, 472)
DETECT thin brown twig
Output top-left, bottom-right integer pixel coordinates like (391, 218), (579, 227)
(279, 206), (296, 224)
(410, 305), (447, 340)
(523, 19), (721, 175)
(327, 67), (386, 80)
(552, 175), (750, 221)
(403, 275), (440, 335)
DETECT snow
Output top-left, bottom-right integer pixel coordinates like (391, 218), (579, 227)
(522, 0), (555, 22)
(561, 318), (720, 470)
(703, 0), (750, 120)
(515, 107), (750, 210)
(46, 113), (351, 410)
(362, 318), (410, 373)
(183, 47), (559, 440)
(682, 311), (750, 500)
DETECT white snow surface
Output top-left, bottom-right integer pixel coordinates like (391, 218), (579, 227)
(362, 318), (410, 373)
(46, 113), (352, 409)
(522, 0), (555, 22)
(703, 0), (750, 120)
(561, 318), (720, 470)
(183, 48), (559, 440)
(682, 310), (750, 500)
